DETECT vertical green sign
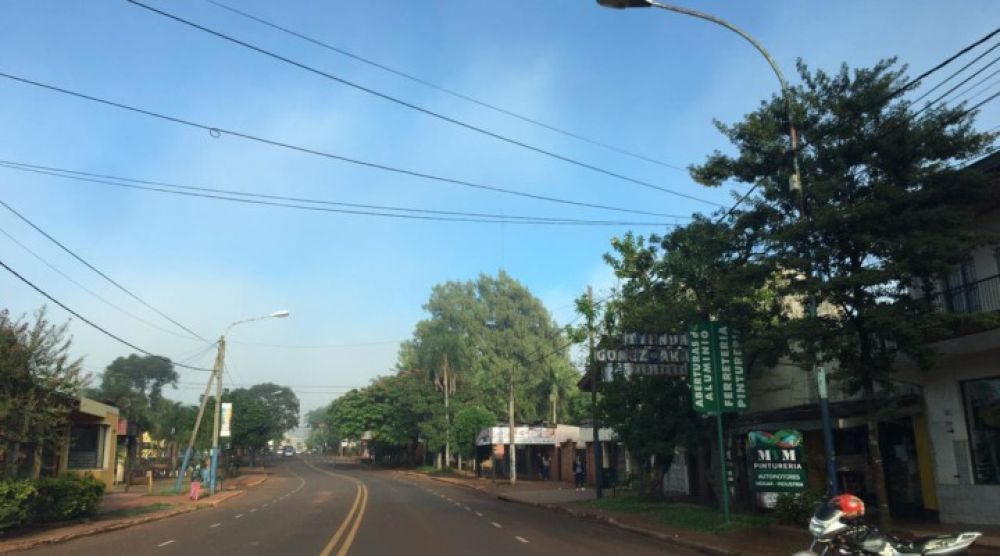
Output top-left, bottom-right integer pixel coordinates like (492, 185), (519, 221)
(717, 325), (750, 412)
(688, 322), (718, 414)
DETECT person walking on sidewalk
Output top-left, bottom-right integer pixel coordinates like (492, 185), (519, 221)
(573, 456), (585, 491)
(541, 455), (551, 481)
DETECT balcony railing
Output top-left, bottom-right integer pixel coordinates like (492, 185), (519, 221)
(930, 274), (1000, 315)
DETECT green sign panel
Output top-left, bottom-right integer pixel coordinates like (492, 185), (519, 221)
(748, 430), (807, 493)
(689, 322), (749, 414)
(689, 322), (718, 414)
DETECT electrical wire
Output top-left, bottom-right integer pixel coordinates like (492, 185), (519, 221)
(0, 160), (688, 226)
(0, 197), (211, 343)
(205, 0), (688, 173)
(883, 26), (1000, 101)
(0, 224), (210, 343)
(228, 339), (401, 349)
(0, 70), (722, 214)
(911, 53), (1000, 119)
(126, 0), (720, 206)
(0, 257), (212, 372)
(909, 41), (1000, 105)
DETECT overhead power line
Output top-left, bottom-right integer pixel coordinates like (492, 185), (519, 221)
(0, 198), (211, 343)
(126, 0), (718, 206)
(205, 0), (687, 173)
(884, 26), (1000, 101)
(0, 224), (209, 342)
(0, 71), (722, 214)
(0, 258), (212, 372)
(909, 41), (1000, 106)
(0, 161), (687, 227)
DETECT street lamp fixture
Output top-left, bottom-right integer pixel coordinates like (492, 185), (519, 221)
(594, 0), (837, 502)
(174, 309), (291, 495)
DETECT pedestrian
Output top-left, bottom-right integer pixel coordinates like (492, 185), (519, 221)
(541, 455), (551, 481)
(573, 456), (585, 491)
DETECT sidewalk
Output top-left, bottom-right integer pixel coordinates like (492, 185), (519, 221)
(412, 471), (1000, 556)
(0, 474), (268, 554)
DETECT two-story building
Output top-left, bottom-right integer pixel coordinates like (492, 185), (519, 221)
(897, 152), (1000, 524)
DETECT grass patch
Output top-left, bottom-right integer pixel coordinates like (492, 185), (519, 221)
(102, 503), (173, 519)
(415, 466), (454, 475)
(574, 496), (772, 533)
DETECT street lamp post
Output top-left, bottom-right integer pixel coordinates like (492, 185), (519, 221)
(174, 310), (290, 495)
(596, 0), (839, 496)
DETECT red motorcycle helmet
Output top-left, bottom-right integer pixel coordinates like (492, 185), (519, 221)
(831, 494), (865, 519)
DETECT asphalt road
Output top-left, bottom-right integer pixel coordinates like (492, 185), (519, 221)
(26, 457), (701, 556)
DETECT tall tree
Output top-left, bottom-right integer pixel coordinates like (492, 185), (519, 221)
(690, 58), (997, 526)
(96, 354), (179, 433)
(0, 307), (88, 479)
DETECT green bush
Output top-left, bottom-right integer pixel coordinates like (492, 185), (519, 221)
(775, 490), (826, 526)
(34, 474), (105, 523)
(0, 480), (38, 532)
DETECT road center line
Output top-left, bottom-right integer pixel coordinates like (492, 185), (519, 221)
(210, 522), (222, 528)
(157, 540), (175, 547)
(491, 521), (503, 529)
(475, 511), (483, 517)
(250, 508), (257, 513)
(516, 536), (529, 544)
(235, 514), (244, 519)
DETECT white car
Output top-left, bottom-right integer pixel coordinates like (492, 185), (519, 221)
(282, 446), (295, 457)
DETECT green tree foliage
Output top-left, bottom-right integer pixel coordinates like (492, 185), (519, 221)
(243, 383), (300, 434)
(322, 272), (579, 466)
(599, 375), (699, 497)
(0, 307), (88, 479)
(223, 383), (300, 465)
(689, 58), (997, 526)
(95, 354), (178, 433)
(451, 405), (494, 461)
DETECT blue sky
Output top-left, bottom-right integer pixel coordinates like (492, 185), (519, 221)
(2, 0), (998, 418)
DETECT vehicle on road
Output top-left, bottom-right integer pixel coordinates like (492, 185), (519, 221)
(794, 494), (981, 556)
(282, 446), (295, 457)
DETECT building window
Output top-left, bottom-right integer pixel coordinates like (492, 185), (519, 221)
(962, 377), (1000, 484)
(943, 258), (981, 314)
(67, 424), (104, 469)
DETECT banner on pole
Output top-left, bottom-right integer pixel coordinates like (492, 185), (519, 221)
(689, 322), (718, 414)
(220, 402), (232, 438)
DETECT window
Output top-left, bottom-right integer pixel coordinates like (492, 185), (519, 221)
(962, 377), (1000, 484)
(944, 259), (981, 314)
(67, 424), (104, 470)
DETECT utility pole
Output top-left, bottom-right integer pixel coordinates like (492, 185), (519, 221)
(174, 338), (224, 493)
(209, 336), (226, 495)
(442, 355), (451, 470)
(588, 286), (603, 498)
(508, 376), (516, 486)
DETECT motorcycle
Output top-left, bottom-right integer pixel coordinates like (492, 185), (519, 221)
(793, 494), (982, 556)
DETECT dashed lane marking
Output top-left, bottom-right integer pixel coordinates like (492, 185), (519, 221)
(463, 506), (471, 511)
(157, 540), (175, 547)
(235, 514), (244, 519)
(250, 508), (257, 513)
(491, 522), (503, 529)
(516, 536), (529, 544)
(210, 522), (222, 528)
(475, 512), (483, 517)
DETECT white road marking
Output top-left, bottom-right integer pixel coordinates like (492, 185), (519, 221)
(464, 506), (471, 511)
(235, 513), (244, 519)
(250, 508), (257, 513)
(516, 536), (529, 544)
(262, 503), (269, 508)
(157, 540), (175, 547)
(491, 521), (503, 529)
(475, 512), (484, 517)
(210, 522), (222, 528)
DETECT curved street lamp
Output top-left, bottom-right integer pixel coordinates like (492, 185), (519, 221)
(174, 310), (291, 494)
(595, 0), (839, 511)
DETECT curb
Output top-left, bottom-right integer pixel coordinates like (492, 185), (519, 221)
(496, 494), (737, 556)
(403, 471), (494, 495)
(0, 487), (248, 553)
